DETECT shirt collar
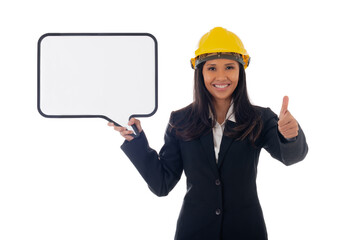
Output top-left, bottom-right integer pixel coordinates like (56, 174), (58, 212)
(226, 103), (236, 123)
(209, 100), (236, 124)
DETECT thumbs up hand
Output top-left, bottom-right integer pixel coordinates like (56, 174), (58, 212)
(278, 96), (299, 139)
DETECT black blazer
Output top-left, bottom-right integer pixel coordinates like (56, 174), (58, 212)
(121, 105), (308, 240)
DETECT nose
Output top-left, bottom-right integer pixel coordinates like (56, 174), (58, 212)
(215, 69), (227, 81)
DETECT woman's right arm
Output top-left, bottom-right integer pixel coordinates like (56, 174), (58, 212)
(108, 114), (183, 197)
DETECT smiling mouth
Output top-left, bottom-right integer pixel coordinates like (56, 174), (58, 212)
(213, 84), (230, 89)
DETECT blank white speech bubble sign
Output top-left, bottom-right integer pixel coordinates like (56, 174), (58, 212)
(38, 33), (157, 136)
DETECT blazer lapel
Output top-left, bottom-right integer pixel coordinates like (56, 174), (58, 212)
(199, 129), (219, 178)
(217, 120), (236, 168)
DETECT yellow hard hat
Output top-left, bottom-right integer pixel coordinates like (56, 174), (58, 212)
(191, 27), (250, 69)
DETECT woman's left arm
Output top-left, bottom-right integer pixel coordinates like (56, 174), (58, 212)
(260, 97), (309, 166)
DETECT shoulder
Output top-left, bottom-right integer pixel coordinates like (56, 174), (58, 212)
(253, 105), (279, 123)
(165, 103), (194, 138)
(169, 103), (193, 125)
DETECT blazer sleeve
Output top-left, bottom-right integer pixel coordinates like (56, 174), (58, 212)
(260, 107), (309, 166)
(120, 112), (183, 197)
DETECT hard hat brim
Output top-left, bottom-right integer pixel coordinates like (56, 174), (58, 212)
(191, 52), (249, 69)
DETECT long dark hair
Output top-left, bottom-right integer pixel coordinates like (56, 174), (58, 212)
(171, 62), (263, 147)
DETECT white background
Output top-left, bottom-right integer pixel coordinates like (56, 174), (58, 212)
(1, 0), (359, 239)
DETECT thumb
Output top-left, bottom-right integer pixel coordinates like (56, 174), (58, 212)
(128, 118), (143, 133)
(280, 96), (289, 118)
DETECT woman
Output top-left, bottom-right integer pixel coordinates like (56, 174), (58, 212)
(108, 27), (308, 240)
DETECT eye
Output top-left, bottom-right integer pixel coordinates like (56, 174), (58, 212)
(207, 67), (216, 71)
(226, 66), (235, 70)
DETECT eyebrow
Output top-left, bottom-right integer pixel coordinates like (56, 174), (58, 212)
(205, 63), (236, 66)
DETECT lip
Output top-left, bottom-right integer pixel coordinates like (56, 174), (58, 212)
(212, 83), (231, 90)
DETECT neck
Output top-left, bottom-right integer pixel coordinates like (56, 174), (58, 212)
(213, 98), (231, 124)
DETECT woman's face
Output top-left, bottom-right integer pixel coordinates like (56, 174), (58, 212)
(202, 58), (239, 103)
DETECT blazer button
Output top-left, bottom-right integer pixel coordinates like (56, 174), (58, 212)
(215, 209), (221, 215)
(215, 179), (221, 185)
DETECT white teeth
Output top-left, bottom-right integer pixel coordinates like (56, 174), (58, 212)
(214, 84), (229, 88)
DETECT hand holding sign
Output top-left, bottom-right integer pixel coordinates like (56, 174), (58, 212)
(278, 96), (299, 139)
(108, 118), (143, 141)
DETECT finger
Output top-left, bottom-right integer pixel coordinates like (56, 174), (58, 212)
(282, 129), (299, 139)
(278, 120), (299, 137)
(128, 118), (140, 126)
(279, 121), (299, 134)
(128, 118), (136, 126)
(128, 118), (143, 133)
(120, 130), (134, 136)
(114, 126), (126, 132)
(278, 122), (298, 133)
(124, 135), (135, 141)
(278, 124), (299, 137)
(280, 96), (289, 116)
(109, 122), (135, 141)
(278, 111), (293, 126)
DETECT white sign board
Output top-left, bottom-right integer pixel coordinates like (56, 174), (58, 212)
(37, 33), (158, 136)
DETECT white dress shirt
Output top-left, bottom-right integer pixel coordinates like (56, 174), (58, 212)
(211, 103), (235, 164)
